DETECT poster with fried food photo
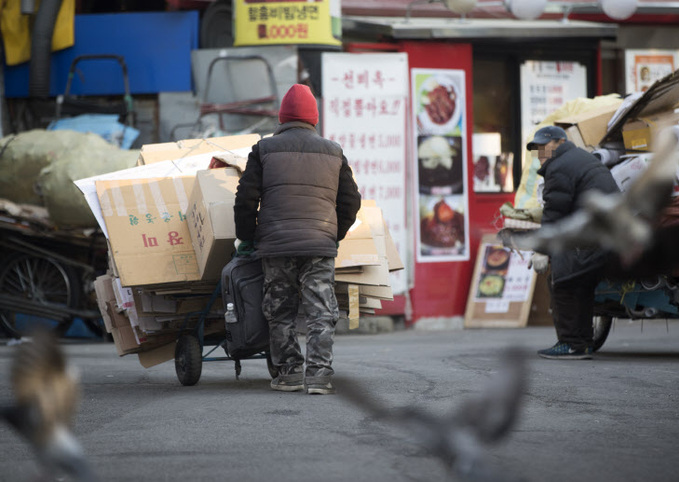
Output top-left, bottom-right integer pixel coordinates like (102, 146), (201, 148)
(412, 68), (469, 262)
(417, 194), (468, 260)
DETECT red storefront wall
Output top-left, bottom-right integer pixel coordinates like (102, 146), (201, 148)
(377, 41), (514, 323)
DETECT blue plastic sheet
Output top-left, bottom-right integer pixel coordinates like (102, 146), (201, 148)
(47, 114), (140, 149)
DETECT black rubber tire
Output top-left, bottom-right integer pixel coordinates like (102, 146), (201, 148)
(175, 334), (203, 386)
(266, 351), (279, 379)
(200, 0), (233, 49)
(0, 253), (80, 339)
(593, 315), (613, 352)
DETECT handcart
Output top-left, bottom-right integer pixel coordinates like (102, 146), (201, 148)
(170, 54), (279, 140)
(0, 201), (107, 339)
(173, 280), (279, 386)
(55, 54), (135, 127)
(592, 275), (679, 351)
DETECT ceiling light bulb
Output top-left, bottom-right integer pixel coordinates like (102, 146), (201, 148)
(600, 0), (638, 20)
(506, 0), (547, 21)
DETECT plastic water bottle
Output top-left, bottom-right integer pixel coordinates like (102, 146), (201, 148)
(224, 303), (238, 324)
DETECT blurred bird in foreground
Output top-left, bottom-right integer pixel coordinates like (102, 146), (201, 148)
(509, 126), (679, 276)
(1, 330), (95, 481)
(336, 348), (527, 482)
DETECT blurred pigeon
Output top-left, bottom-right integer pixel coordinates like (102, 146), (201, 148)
(1, 331), (95, 481)
(511, 126), (679, 268)
(336, 348), (528, 482)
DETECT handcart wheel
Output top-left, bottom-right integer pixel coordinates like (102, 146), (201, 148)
(175, 334), (203, 386)
(266, 351), (279, 379)
(592, 315), (613, 352)
(0, 253), (80, 338)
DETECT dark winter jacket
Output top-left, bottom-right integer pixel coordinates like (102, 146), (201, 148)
(234, 121), (361, 258)
(537, 141), (620, 284)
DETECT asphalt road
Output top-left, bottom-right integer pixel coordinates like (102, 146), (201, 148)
(1, 320), (679, 482)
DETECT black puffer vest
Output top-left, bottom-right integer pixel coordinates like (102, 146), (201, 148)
(254, 122), (344, 257)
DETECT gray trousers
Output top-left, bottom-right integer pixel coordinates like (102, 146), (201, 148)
(261, 256), (339, 379)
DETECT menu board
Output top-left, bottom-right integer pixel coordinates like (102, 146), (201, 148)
(464, 234), (543, 328)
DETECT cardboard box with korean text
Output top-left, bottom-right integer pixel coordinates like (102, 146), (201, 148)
(96, 175), (200, 287)
(137, 134), (259, 165)
(187, 168), (240, 280)
(554, 103), (622, 150)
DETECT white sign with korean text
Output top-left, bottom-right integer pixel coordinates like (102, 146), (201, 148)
(520, 60), (587, 165)
(322, 52), (409, 295)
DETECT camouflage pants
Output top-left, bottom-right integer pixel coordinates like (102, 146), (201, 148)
(261, 256), (339, 379)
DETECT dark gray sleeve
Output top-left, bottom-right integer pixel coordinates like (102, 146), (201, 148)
(234, 144), (263, 242)
(335, 155), (361, 241)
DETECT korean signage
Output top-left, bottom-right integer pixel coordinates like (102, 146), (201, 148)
(234, 0), (341, 47)
(625, 49), (679, 94)
(322, 52), (409, 294)
(520, 60), (587, 164)
(411, 68), (469, 263)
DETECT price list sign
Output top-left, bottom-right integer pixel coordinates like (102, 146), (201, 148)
(322, 52), (409, 294)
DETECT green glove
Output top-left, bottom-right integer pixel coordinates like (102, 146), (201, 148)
(236, 240), (255, 256)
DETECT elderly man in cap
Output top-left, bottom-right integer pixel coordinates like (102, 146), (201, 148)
(527, 125), (619, 360)
(234, 84), (361, 393)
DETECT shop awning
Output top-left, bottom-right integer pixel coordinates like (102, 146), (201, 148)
(342, 16), (618, 41)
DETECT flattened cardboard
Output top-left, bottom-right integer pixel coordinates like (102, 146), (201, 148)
(96, 176), (200, 287)
(603, 70), (679, 145)
(187, 168), (240, 280)
(335, 206), (380, 269)
(137, 134), (259, 165)
(138, 342), (176, 368)
(555, 103), (621, 148)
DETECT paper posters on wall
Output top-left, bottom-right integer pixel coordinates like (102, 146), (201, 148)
(625, 49), (679, 94)
(519, 60), (587, 165)
(411, 68), (469, 262)
(322, 52), (409, 294)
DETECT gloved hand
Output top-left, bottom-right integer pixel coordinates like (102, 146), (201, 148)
(235, 239), (255, 257)
(528, 252), (549, 273)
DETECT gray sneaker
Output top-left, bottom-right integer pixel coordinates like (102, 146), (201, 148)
(270, 373), (304, 392)
(305, 376), (335, 395)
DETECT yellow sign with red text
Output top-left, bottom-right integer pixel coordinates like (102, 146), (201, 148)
(234, 0), (341, 47)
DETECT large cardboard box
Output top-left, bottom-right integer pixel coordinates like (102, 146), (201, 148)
(96, 175), (201, 287)
(622, 108), (679, 151)
(555, 103), (621, 149)
(137, 134), (259, 165)
(187, 168), (240, 280)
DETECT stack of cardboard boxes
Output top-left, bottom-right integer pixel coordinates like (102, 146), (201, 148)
(82, 134), (403, 367)
(538, 70), (679, 200)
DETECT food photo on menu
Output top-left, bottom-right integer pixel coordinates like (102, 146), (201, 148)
(476, 245), (511, 299)
(419, 195), (466, 256)
(416, 73), (462, 137)
(417, 135), (463, 194)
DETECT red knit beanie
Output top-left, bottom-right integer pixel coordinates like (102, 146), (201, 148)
(278, 84), (319, 126)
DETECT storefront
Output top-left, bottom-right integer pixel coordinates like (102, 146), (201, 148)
(337, 16), (617, 325)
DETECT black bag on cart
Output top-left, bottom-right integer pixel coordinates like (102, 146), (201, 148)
(220, 254), (270, 360)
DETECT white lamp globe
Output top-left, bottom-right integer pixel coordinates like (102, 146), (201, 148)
(600, 0), (637, 20)
(507, 0), (547, 21)
(442, 0), (478, 15)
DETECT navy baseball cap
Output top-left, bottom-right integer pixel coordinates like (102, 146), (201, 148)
(526, 126), (568, 150)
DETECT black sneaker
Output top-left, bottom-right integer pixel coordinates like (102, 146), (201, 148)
(270, 373), (304, 392)
(538, 342), (593, 360)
